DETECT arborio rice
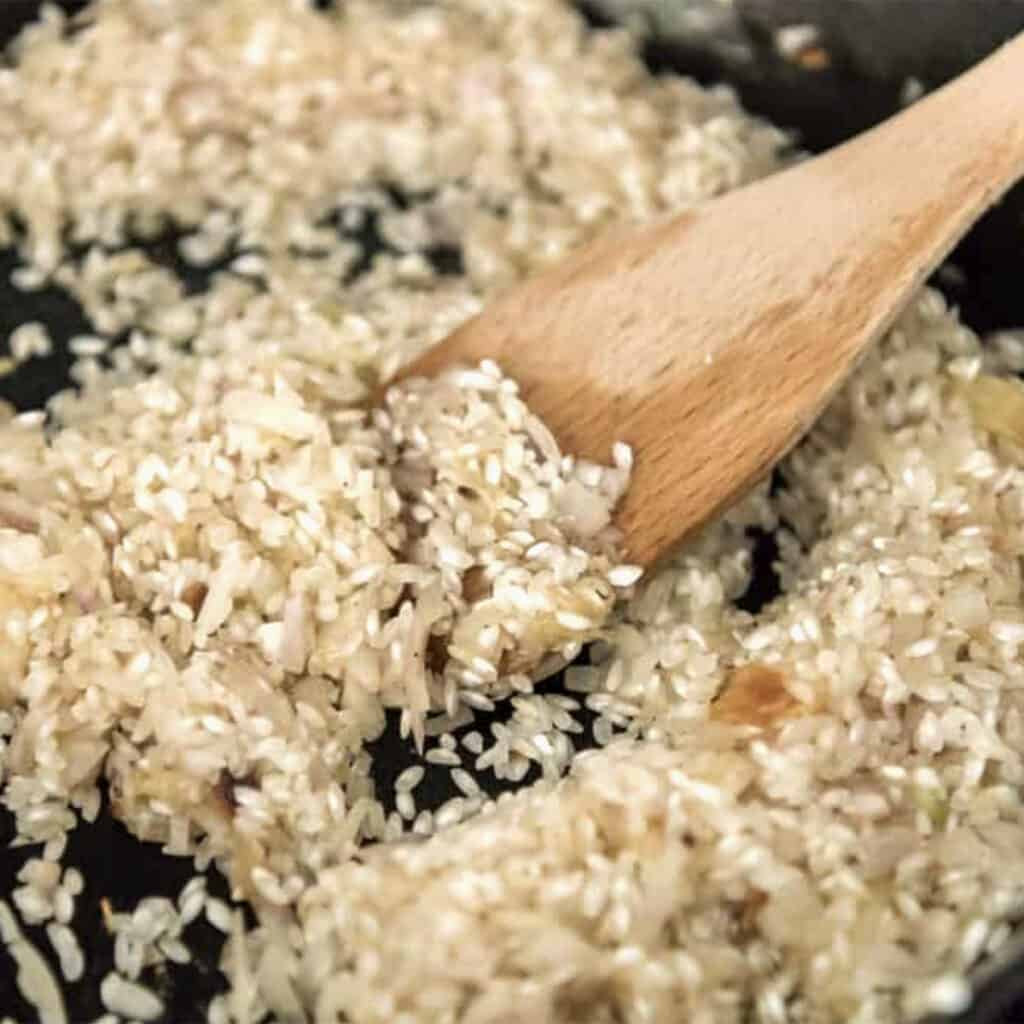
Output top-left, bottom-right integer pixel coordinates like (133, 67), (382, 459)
(1, 1), (1024, 1022)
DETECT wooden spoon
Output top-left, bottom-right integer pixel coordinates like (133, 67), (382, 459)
(402, 34), (1024, 568)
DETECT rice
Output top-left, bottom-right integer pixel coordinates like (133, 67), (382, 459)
(178, 877), (208, 926)
(0, 0), (1022, 1022)
(425, 748), (463, 767)
(396, 792), (416, 821)
(7, 322), (52, 363)
(451, 768), (480, 798)
(46, 923), (84, 983)
(61, 869), (84, 898)
(204, 899), (234, 936)
(395, 766), (425, 792)
(0, 900), (66, 1024)
(99, 973), (164, 1022)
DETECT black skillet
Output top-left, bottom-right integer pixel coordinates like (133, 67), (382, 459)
(2, 1), (1024, 1020)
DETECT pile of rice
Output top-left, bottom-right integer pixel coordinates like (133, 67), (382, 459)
(1, 1), (1024, 1022)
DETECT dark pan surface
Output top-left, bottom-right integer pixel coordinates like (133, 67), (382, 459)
(1, 2), (1024, 1021)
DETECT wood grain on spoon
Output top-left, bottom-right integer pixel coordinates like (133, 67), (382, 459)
(401, 34), (1024, 568)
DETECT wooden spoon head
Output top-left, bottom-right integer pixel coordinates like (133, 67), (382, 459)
(401, 195), (894, 568)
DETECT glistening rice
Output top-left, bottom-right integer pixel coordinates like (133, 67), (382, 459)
(0, 1), (1023, 1023)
